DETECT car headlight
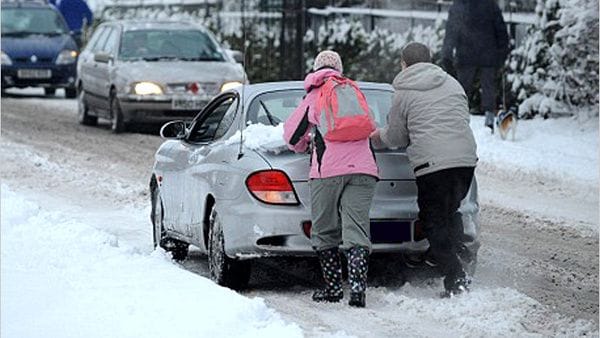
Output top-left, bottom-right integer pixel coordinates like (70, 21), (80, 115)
(1, 51), (12, 66)
(133, 82), (163, 95)
(56, 50), (78, 65)
(221, 81), (243, 92)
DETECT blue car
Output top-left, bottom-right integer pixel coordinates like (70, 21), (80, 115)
(1, 0), (79, 97)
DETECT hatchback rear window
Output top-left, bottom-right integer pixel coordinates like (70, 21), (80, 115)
(246, 89), (393, 128)
(1, 8), (68, 35)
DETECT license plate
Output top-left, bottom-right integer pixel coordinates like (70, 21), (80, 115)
(370, 220), (412, 244)
(17, 69), (52, 79)
(172, 97), (206, 110)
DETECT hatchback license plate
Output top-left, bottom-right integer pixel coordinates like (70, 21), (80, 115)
(17, 69), (52, 79)
(370, 220), (412, 244)
(172, 97), (206, 110)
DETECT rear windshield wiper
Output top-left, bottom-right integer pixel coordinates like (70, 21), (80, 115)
(259, 100), (278, 126)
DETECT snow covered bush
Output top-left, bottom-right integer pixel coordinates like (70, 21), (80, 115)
(547, 0), (599, 109)
(507, 0), (599, 119)
(305, 17), (443, 83)
(354, 26), (405, 82)
(220, 20), (282, 83)
(304, 18), (369, 80)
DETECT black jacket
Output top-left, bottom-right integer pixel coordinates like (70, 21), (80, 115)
(442, 0), (509, 67)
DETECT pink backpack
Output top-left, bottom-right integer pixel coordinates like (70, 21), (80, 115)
(317, 76), (376, 142)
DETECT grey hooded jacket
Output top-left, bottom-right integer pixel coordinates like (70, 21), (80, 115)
(377, 62), (478, 177)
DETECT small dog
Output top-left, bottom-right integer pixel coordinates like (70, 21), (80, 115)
(496, 107), (518, 141)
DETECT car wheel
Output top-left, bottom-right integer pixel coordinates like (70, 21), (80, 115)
(44, 88), (56, 96)
(77, 88), (98, 126)
(65, 87), (77, 99)
(151, 185), (188, 261)
(110, 90), (127, 133)
(208, 206), (251, 290)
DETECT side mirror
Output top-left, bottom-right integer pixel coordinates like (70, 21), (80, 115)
(94, 52), (113, 63)
(226, 49), (244, 64)
(160, 120), (187, 139)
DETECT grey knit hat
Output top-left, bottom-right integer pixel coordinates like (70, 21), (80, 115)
(313, 50), (343, 73)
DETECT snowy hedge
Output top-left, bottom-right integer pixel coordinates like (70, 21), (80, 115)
(506, 0), (599, 118)
(304, 17), (444, 83)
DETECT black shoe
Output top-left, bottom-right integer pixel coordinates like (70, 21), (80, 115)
(312, 289), (343, 303)
(423, 249), (438, 268)
(349, 292), (365, 307)
(403, 253), (422, 268)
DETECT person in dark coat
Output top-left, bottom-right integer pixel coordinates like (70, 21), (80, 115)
(49, 0), (93, 33)
(441, 0), (509, 133)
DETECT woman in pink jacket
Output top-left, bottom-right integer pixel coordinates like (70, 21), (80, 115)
(283, 51), (378, 308)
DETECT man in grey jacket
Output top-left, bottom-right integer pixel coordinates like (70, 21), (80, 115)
(370, 42), (478, 297)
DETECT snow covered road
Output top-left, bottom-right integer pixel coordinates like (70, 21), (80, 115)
(1, 90), (598, 337)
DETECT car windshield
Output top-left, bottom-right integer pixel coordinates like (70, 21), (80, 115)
(1, 8), (68, 35)
(246, 88), (393, 127)
(119, 29), (225, 62)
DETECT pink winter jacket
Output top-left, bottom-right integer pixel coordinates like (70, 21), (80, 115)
(283, 68), (379, 180)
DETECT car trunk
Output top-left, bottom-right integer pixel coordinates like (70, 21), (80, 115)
(258, 148), (419, 225)
(258, 149), (415, 182)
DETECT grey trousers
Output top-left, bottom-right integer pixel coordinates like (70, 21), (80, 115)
(309, 174), (377, 252)
(457, 66), (497, 113)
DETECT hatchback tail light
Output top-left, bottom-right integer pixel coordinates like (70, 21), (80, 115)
(246, 170), (299, 205)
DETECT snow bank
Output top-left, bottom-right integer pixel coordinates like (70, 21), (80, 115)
(226, 123), (288, 154)
(471, 116), (599, 186)
(378, 285), (596, 337)
(0, 185), (302, 338)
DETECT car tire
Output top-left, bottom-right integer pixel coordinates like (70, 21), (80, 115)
(208, 206), (251, 290)
(151, 185), (188, 261)
(65, 87), (77, 99)
(110, 90), (127, 133)
(77, 88), (98, 126)
(44, 88), (56, 96)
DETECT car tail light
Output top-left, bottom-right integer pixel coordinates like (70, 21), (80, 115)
(246, 170), (299, 205)
(301, 220), (312, 238)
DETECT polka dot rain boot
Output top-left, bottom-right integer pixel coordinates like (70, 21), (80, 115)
(347, 246), (369, 308)
(312, 247), (344, 303)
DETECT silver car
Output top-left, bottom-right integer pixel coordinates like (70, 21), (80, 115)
(150, 81), (480, 289)
(76, 20), (246, 133)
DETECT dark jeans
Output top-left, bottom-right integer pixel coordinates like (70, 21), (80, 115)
(416, 167), (475, 279)
(457, 66), (496, 113)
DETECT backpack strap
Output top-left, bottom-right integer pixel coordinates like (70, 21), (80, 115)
(346, 79), (370, 114)
(317, 77), (340, 133)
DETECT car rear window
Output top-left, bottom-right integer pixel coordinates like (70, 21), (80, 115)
(1, 8), (68, 35)
(246, 88), (393, 128)
(119, 29), (225, 62)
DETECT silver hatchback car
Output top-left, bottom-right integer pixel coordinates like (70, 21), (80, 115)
(76, 20), (245, 133)
(150, 81), (480, 289)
